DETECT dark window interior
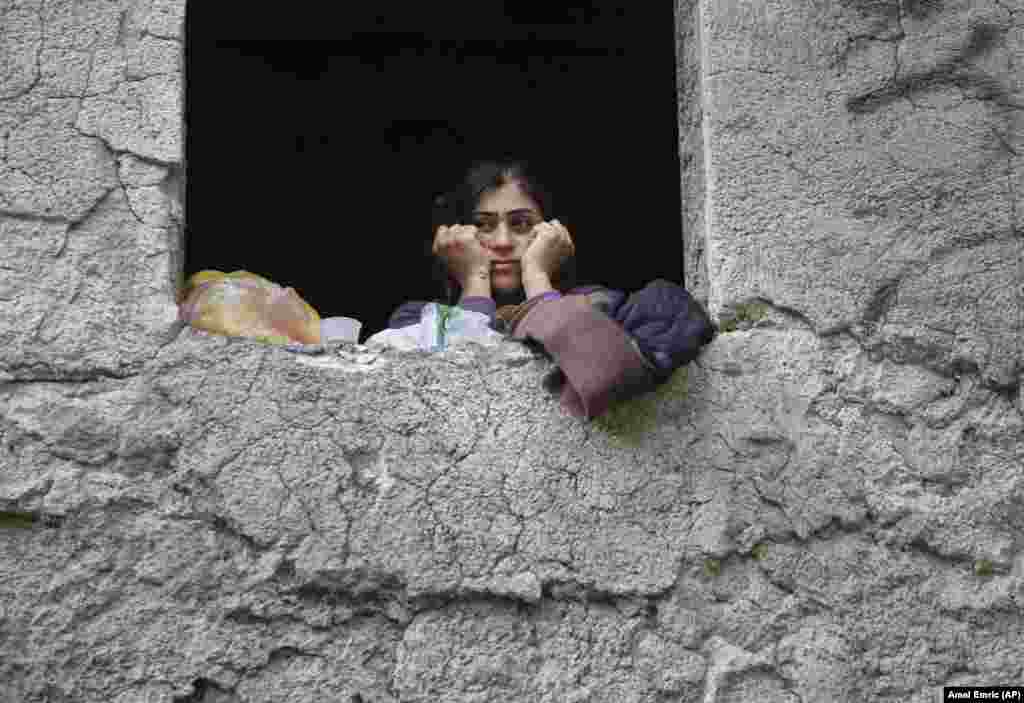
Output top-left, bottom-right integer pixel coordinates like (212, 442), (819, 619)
(185, 2), (684, 342)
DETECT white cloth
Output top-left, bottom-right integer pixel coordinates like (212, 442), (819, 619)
(320, 316), (362, 343)
(364, 303), (505, 352)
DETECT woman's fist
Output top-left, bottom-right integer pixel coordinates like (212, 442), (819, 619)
(432, 224), (493, 289)
(521, 219), (574, 279)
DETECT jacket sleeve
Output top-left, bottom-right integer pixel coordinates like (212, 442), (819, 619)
(609, 279), (716, 382)
(508, 280), (715, 420)
(506, 288), (656, 421)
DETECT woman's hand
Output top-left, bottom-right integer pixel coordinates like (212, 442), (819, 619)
(432, 224), (493, 290)
(521, 219), (575, 280)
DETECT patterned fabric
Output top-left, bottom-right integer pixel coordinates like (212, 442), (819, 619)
(368, 303), (504, 352)
(385, 279), (716, 420)
(494, 281), (713, 381)
(493, 295), (554, 334)
(613, 280), (715, 380)
(493, 288), (609, 333)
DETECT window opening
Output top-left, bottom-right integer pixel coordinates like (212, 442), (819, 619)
(185, 3), (684, 343)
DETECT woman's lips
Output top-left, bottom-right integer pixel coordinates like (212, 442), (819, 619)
(493, 261), (518, 270)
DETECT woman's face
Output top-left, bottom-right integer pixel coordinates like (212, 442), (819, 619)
(472, 182), (543, 294)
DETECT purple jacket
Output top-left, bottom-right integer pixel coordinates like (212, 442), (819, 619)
(388, 279), (715, 420)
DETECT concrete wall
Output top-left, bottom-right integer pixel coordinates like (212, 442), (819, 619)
(699, 0), (1023, 391)
(1, 1), (1021, 702)
(677, 0), (711, 305)
(0, 0), (185, 379)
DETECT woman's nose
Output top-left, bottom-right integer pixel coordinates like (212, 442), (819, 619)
(490, 222), (515, 245)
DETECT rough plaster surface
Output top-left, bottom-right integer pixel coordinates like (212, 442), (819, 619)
(698, 0), (1024, 390)
(2, 329), (1022, 702)
(1, 1), (1023, 702)
(677, 0), (710, 306)
(0, 0), (185, 377)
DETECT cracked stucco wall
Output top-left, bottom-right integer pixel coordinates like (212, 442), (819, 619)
(1, 0), (184, 378)
(698, 0), (1024, 391)
(1, 1), (1022, 702)
(677, 0), (710, 306)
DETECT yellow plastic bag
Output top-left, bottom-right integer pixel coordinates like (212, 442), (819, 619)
(178, 270), (321, 345)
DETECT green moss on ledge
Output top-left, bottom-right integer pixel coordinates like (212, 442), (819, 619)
(718, 301), (769, 333)
(0, 511), (37, 529)
(594, 367), (689, 445)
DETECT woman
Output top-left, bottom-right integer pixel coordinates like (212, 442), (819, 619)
(386, 158), (715, 420)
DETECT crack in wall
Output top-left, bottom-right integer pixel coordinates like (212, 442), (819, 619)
(846, 23), (1019, 114)
(893, 0), (905, 84)
(0, 1), (45, 103)
(862, 278), (901, 327)
(171, 677), (240, 703)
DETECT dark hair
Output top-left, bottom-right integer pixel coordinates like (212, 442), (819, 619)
(427, 158), (578, 306)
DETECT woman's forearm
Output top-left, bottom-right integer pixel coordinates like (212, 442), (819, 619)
(522, 269), (555, 299)
(459, 275), (492, 301)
